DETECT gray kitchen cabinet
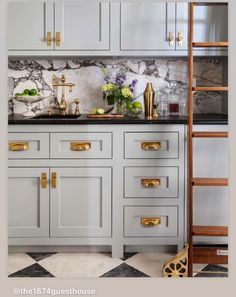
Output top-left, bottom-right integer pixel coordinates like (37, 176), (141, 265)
(50, 167), (112, 237)
(8, 167), (49, 237)
(120, 2), (175, 51)
(54, 2), (110, 51)
(176, 2), (228, 51)
(8, 2), (54, 51)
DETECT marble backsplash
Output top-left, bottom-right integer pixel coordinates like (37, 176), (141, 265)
(8, 58), (224, 115)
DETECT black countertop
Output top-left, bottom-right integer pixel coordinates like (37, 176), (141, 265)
(8, 113), (228, 125)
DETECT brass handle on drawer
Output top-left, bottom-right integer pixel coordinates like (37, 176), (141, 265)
(51, 172), (57, 188)
(177, 32), (184, 47)
(56, 32), (61, 47)
(9, 142), (29, 151)
(140, 217), (161, 227)
(47, 32), (52, 46)
(70, 142), (91, 151)
(141, 142), (161, 151)
(141, 178), (161, 188)
(41, 172), (47, 189)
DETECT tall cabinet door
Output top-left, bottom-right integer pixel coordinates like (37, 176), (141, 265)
(50, 168), (112, 237)
(120, 2), (175, 51)
(54, 2), (110, 50)
(7, 2), (54, 50)
(8, 168), (49, 237)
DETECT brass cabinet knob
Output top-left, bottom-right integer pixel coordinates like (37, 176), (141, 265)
(56, 32), (61, 47)
(140, 217), (161, 227)
(41, 172), (47, 189)
(168, 32), (174, 46)
(9, 142), (29, 151)
(51, 172), (57, 188)
(141, 142), (161, 151)
(70, 142), (91, 151)
(47, 32), (52, 46)
(141, 178), (161, 188)
(177, 32), (184, 46)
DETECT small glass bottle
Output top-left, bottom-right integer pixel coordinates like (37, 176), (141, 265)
(168, 94), (179, 115)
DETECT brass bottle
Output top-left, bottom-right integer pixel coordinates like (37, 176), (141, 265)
(144, 82), (155, 118)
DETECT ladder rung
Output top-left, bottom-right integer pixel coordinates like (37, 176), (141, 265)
(192, 178), (228, 186)
(192, 86), (228, 92)
(192, 42), (228, 48)
(192, 226), (228, 237)
(192, 131), (228, 138)
(193, 245), (228, 264)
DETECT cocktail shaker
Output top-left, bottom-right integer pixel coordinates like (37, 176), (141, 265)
(144, 82), (155, 117)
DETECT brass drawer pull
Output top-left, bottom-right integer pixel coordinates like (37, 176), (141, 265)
(141, 178), (161, 188)
(47, 32), (52, 46)
(140, 217), (161, 227)
(141, 142), (161, 151)
(41, 172), (47, 189)
(71, 142), (91, 151)
(9, 142), (29, 151)
(56, 32), (61, 47)
(51, 172), (57, 188)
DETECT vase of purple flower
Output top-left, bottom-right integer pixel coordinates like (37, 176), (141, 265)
(102, 68), (137, 114)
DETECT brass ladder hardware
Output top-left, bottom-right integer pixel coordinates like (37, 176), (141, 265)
(56, 32), (61, 47)
(9, 142), (29, 151)
(163, 244), (189, 277)
(70, 142), (91, 151)
(47, 32), (52, 46)
(141, 142), (161, 151)
(177, 32), (183, 46)
(41, 172), (47, 189)
(140, 217), (161, 227)
(51, 172), (57, 188)
(168, 32), (174, 46)
(141, 178), (161, 188)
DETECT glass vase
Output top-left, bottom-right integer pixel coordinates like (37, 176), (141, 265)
(114, 99), (126, 114)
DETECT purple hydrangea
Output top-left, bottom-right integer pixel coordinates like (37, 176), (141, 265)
(115, 72), (126, 87)
(129, 79), (138, 91)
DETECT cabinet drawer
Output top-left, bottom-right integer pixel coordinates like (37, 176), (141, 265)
(8, 133), (49, 159)
(124, 132), (179, 159)
(50, 132), (112, 159)
(124, 206), (178, 237)
(124, 167), (179, 198)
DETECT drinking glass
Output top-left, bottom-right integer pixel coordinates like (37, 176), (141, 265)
(158, 95), (169, 116)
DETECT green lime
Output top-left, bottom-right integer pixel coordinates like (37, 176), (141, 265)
(29, 89), (38, 95)
(97, 108), (105, 115)
(91, 108), (98, 115)
(126, 102), (133, 111)
(23, 89), (30, 94)
(15, 93), (20, 96)
(22, 93), (29, 96)
(132, 107), (140, 114)
(133, 101), (142, 109)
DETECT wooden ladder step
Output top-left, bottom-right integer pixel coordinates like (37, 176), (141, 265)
(192, 178), (228, 186)
(193, 245), (228, 264)
(192, 226), (228, 237)
(192, 86), (228, 92)
(192, 131), (228, 138)
(192, 42), (228, 48)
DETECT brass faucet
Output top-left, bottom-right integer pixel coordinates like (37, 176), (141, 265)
(52, 74), (75, 115)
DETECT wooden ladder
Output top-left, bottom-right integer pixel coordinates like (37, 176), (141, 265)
(188, 2), (228, 276)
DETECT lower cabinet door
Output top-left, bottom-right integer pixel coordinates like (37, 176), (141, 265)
(50, 167), (112, 237)
(8, 168), (50, 237)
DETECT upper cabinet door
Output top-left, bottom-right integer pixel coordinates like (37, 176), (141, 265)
(8, 2), (54, 51)
(176, 3), (228, 51)
(54, 2), (110, 50)
(120, 2), (175, 51)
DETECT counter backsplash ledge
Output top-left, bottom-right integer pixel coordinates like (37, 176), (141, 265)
(8, 58), (224, 115)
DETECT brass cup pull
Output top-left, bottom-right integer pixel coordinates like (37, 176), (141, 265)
(140, 217), (161, 227)
(141, 178), (161, 188)
(56, 32), (61, 47)
(51, 172), (57, 188)
(41, 173), (47, 189)
(141, 142), (161, 151)
(47, 32), (52, 46)
(9, 142), (29, 151)
(177, 32), (184, 46)
(168, 32), (174, 46)
(71, 142), (91, 151)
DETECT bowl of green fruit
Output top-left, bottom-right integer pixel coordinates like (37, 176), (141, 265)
(126, 101), (143, 117)
(14, 89), (45, 117)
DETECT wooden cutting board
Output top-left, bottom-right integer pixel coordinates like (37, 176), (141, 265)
(87, 114), (125, 118)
